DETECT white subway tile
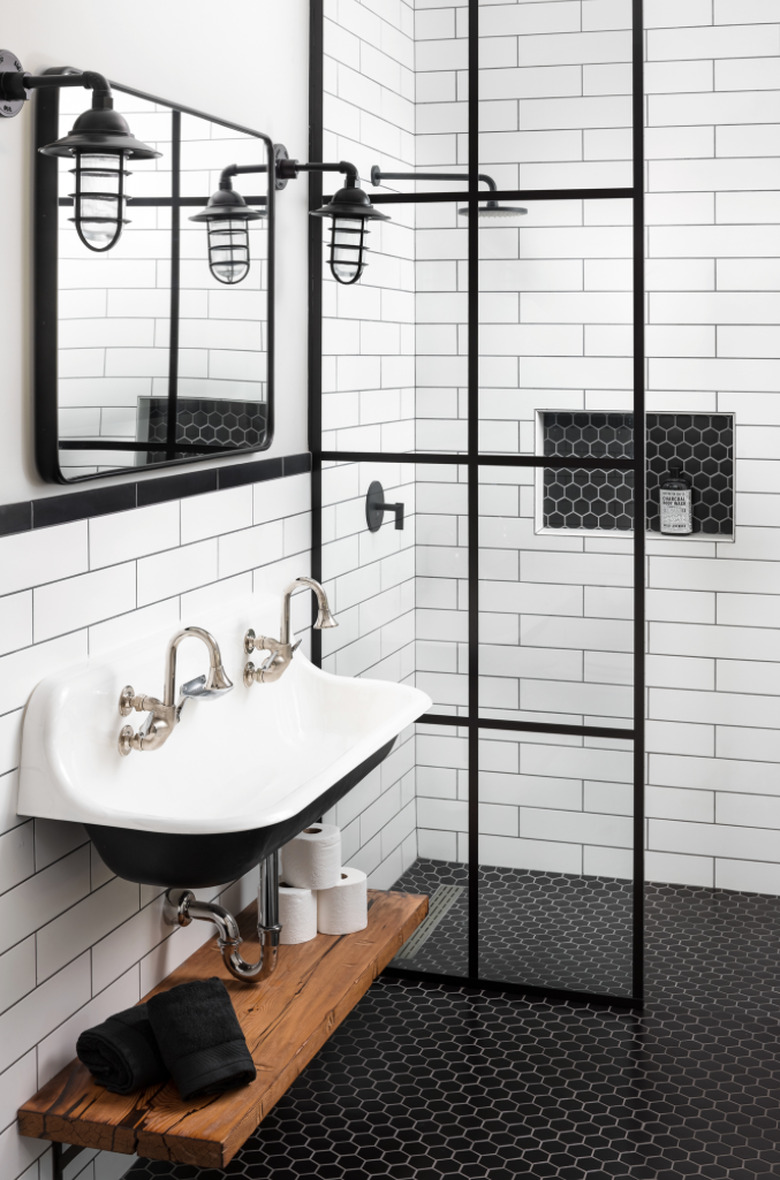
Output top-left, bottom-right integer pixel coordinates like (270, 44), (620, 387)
(36, 968), (140, 1092)
(0, 524), (88, 597)
(651, 687), (780, 729)
(648, 24), (777, 59)
(714, 0), (780, 22)
(0, 593), (31, 658)
(646, 654), (715, 691)
(89, 502), (180, 570)
(485, 832), (584, 875)
(0, 937), (35, 1017)
(0, 847), (91, 958)
(34, 563), (136, 644)
(0, 631), (87, 718)
(651, 817), (780, 862)
(0, 952), (90, 1075)
(137, 539), (218, 606)
(180, 487), (253, 544)
(37, 876), (139, 983)
(650, 751), (780, 796)
(646, 851), (714, 888)
(651, 620), (780, 662)
(716, 725), (780, 763)
(715, 57), (780, 90)
(715, 859), (780, 893)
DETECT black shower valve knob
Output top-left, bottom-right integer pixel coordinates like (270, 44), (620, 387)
(365, 481), (405, 532)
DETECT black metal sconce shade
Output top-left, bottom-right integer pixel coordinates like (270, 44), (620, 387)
(370, 164), (527, 219)
(189, 182), (266, 285)
(365, 481), (404, 532)
(1, 54), (160, 253)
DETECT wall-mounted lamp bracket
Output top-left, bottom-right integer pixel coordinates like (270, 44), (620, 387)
(0, 50), (27, 118)
(366, 481), (405, 532)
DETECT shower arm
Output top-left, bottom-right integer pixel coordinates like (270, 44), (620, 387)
(370, 165), (497, 191)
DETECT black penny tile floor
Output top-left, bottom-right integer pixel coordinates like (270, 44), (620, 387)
(123, 861), (780, 1179)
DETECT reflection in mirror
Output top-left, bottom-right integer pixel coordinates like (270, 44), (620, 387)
(35, 80), (274, 482)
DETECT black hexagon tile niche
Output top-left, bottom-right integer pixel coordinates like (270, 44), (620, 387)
(540, 412), (734, 536)
(124, 867), (780, 1180)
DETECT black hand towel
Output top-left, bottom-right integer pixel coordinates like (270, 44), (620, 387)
(147, 977), (256, 1100)
(76, 1003), (168, 1094)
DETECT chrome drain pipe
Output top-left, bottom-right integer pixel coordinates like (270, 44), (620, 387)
(164, 852), (281, 983)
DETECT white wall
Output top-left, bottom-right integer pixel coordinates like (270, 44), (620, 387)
(0, 0), (310, 501)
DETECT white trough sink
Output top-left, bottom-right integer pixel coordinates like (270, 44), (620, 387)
(18, 593), (431, 886)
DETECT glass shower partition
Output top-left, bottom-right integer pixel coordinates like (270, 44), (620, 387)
(312, 0), (645, 1004)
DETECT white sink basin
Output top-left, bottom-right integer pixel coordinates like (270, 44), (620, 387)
(18, 593), (431, 886)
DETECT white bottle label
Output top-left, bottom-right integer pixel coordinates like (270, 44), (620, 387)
(659, 488), (692, 534)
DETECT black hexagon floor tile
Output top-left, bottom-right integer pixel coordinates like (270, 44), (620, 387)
(123, 866), (780, 1179)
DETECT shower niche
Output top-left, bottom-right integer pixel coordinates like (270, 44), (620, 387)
(537, 411), (734, 538)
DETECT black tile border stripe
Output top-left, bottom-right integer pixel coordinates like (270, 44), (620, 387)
(1, 453), (312, 536)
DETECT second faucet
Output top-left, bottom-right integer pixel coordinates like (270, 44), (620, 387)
(243, 577), (337, 686)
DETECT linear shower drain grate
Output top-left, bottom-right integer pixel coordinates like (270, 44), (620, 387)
(393, 884), (465, 961)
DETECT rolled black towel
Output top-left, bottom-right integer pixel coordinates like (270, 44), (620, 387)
(147, 977), (256, 1100)
(76, 1004), (168, 1094)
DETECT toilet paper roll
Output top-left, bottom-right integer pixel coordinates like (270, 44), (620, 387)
(277, 882), (317, 945)
(282, 823), (342, 890)
(317, 866), (368, 935)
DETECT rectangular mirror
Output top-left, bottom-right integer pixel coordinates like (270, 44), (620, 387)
(34, 77), (274, 482)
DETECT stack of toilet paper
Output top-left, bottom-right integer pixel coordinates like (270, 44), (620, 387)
(269, 823), (368, 944)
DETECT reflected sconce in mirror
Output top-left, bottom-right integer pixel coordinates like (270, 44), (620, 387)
(193, 144), (390, 286)
(370, 164), (527, 219)
(0, 50), (160, 251)
(189, 165), (267, 285)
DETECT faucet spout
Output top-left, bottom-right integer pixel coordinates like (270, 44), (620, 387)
(243, 577), (337, 687)
(280, 577), (338, 646)
(165, 626), (234, 707)
(118, 626), (233, 756)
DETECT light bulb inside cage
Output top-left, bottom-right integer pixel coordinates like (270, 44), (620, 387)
(208, 218), (251, 284)
(328, 216), (368, 285)
(70, 151), (129, 251)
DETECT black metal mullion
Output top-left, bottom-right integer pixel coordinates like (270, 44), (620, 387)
(467, 0), (480, 988)
(322, 450), (635, 470)
(310, 0), (325, 660)
(165, 110), (181, 458)
(631, 0), (646, 1007)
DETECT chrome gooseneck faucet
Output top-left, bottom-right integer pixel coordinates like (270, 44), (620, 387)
(118, 626), (233, 755)
(244, 577), (338, 686)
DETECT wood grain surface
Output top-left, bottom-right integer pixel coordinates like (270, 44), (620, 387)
(18, 889), (427, 1168)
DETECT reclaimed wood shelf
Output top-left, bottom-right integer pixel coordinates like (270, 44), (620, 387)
(18, 888), (427, 1169)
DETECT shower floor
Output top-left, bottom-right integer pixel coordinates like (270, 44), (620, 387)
(123, 861), (780, 1180)
(389, 858), (635, 995)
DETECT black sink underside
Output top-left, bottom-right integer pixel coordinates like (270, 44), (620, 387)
(86, 738), (395, 887)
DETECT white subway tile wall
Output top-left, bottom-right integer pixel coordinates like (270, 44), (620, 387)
(320, 0), (420, 893)
(324, 0), (780, 901)
(0, 472), (312, 1179)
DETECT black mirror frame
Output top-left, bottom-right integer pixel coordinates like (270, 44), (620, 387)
(34, 76), (275, 484)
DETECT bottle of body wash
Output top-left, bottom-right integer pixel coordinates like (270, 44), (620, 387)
(659, 463), (693, 535)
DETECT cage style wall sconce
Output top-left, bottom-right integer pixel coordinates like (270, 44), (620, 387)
(0, 50), (160, 251)
(189, 164), (267, 285)
(370, 165), (527, 219)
